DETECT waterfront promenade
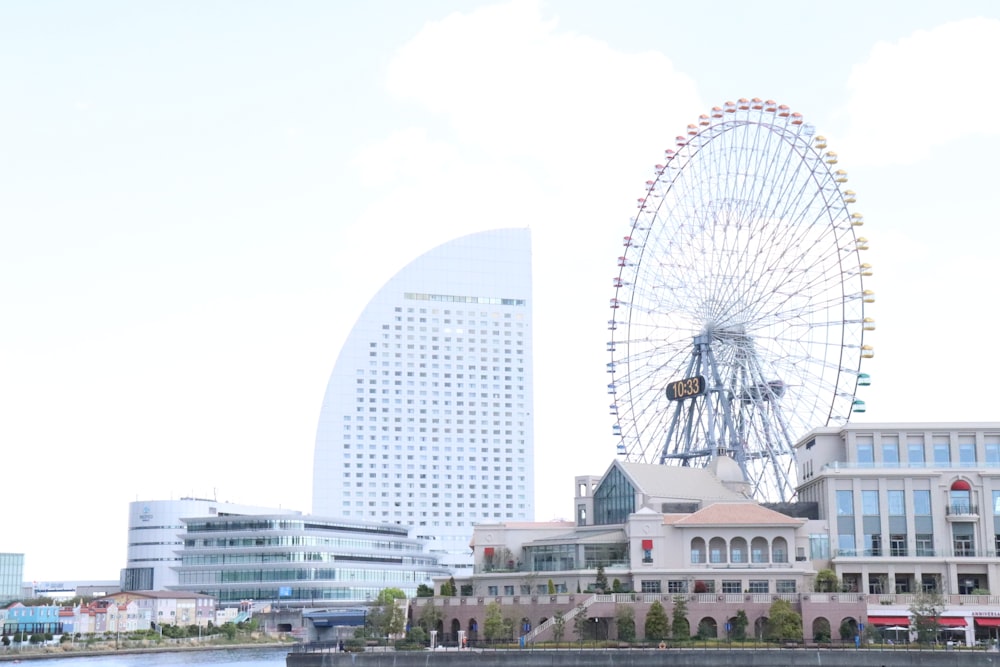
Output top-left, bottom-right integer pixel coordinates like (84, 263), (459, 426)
(287, 647), (1000, 667)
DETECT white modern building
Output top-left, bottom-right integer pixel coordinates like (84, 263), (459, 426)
(121, 498), (300, 591)
(170, 514), (451, 605)
(312, 228), (535, 572)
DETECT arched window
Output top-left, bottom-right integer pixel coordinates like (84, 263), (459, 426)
(751, 537), (769, 563)
(771, 537), (789, 563)
(730, 537), (748, 564)
(950, 479), (972, 514)
(690, 537), (707, 564)
(709, 537), (727, 564)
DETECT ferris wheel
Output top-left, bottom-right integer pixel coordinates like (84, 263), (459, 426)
(607, 98), (874, 503)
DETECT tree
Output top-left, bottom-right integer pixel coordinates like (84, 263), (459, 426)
(407, 626), (428, 646)
(418, 601), (443, 634)
(502, 616), (514, 641)
(838, 618), (856, 641)
(416, 583), (434, 598)
(612, 578), (622, 593)
(814, 569), (839, 593)
(547, 579), (556, 595)
(910, 590), (946, 644)
(595, 565), (608, 593)
(644, 600), (668, 642)
(813, 617), (831, 642)
(766, 599), (802, 642)
(670, 595), (690, 640)
(572, 604), (589, 643)
(615, 605), (636, 642)
(441, 577), (457, 596)
(370, 587), (407, 638)
(483, 601), (506, 641)
(551, 613), (566, 645)
(696, 619), (715, 639)
(732, 610), (749, 641)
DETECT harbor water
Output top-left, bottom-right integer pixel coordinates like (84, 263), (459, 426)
(0, 646), (287, 666)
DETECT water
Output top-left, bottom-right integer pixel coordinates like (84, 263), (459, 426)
(0, 646), (288, 666)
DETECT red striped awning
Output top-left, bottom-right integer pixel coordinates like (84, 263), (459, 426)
(938, 617), (968, 627)
(976, 618), (1000, 627)
(868, 616), (909, 626)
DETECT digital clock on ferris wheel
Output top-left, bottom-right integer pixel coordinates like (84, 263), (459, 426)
(665, 375), (706, 401)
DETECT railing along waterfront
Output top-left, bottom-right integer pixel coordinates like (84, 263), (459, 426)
(412, 591), (1000, 610)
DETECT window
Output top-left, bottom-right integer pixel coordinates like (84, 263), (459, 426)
(809, 534), (830, 559)
(915, 534), (934, 556)
(487, 586), (498, 596)
(721, 580), (742, 594)
(836, 490), (854, 516)
(960, 440), (977, 465)
(913, 490), (931, 515)
(690, 548), (703, 564)
(856, 442), (874, 467)
(776, 580), (796, 593)
(933, 442), (951, 465)
(987, 439), (1000, 465)
(908, 438), (925, 466)
(667, 580), (687, 593)
(890, 534), (907, 557)
(640, 580), (661, 593)
(862, 490), (879, 516)
(882, 437), (899, 467)
(504, 585), (514, 596)
(838, 533), (856, 556)
(865, 533), (882, 557)
(748, 580), (769, 593)
(592, 466), (636, 525)
(950, 485), (971, 514)
(888, 490), (905, 516)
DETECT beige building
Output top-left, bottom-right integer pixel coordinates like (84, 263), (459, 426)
(419, 425), (1000, 647)
(422, 457), (863, 645)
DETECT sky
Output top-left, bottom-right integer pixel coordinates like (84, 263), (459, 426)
(2, 0), (1000, 582)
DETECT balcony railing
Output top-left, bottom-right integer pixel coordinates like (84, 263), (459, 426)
(475, 561), (630, 575)
(946, 503), (979, 516)
(825, 461), (1000, 471)
(835, 547), (998, 558)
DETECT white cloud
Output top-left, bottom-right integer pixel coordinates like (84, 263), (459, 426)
(842, 17), (1000, 166)
(385, 0), (702, 173)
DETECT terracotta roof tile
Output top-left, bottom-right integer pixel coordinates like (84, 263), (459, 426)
(673, 502), (804, 526)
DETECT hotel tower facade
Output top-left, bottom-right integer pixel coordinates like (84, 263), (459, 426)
(312, 228), (535, 572)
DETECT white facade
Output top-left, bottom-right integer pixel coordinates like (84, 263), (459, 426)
(796, 422), (1000, 596)
(122, 498), (299, 591)
(313, 228), (535, 572)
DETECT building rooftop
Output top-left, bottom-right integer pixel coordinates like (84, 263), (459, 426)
(672, 502), (806, 527)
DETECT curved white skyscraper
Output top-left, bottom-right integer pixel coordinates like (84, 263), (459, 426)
(313, 228), (534, 571)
